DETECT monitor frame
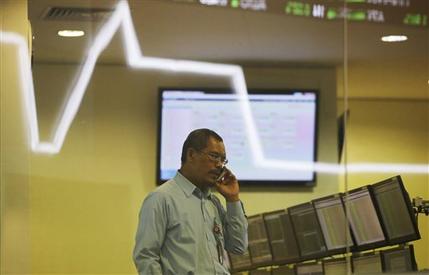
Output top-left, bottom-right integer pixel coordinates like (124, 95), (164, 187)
(295, 261), (324, 275)
(263, 209), (301, 265)
(312, 193), (357, 256)
(156, 87), (319, 186)
(351, 251), (383, 274)
(288, 202), (328, 261)
(322, 257), (351, 275)
(228, 247), (253, 273)
(247, 214), (274, 268)
(341, 185), (388, 252)
(380, 244), (418, 272)
(369, 175), (421, 245)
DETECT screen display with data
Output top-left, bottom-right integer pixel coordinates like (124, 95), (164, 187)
(342, 187), (386, 250)
(352, 253), (383, 274)
(296, 262), (323, 275)
(169, 0), (428, 28)
(382, 245), (417, 272)
(158, 89), (317, 185)
(248, 215), (272, 265)
(371, 176), (420, 244)
(323, 258), (349, 275)
(288, 203), (327, 259)
(264, 210), (300, 263)
(313, 194), (354, 253)
(228, 248), (252, 271)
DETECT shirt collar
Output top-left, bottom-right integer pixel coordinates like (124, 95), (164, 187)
(174, 171), (212, 199)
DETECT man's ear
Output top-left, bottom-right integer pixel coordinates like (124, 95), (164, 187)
(187, 148), (197, 162)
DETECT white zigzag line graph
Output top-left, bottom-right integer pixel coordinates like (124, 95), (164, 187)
(1, 0), (428, 175)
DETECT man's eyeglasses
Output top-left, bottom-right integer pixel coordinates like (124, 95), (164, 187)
(199, 151), (228, 166)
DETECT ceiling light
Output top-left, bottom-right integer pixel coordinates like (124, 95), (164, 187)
(57, 30), (85, 37)
(381, 35), (407, 42)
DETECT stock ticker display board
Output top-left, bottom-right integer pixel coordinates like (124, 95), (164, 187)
(162, 0), (428, 27)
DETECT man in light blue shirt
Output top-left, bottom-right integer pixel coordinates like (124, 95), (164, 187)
(133, 129), (248, 275)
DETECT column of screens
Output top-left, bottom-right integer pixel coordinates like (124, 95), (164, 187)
(371, 176), (420, 244)
(230, 175), (420, 271)
(288, 202), (327, 260)
(342, 186), (387, 250)
(228, 248), (252, 272)
(248, 215), (272, 266)
(231, 245), (417, 274)
(295, 262), (323, 275)
(352, 252), (383, 274)
(381, 244), (417, 272)
(323, 258), (350, 275)
(263, 210), (300, 264)
(313, 194), (355, 254)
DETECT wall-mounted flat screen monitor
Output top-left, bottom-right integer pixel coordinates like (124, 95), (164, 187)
(263, 210), (300, 264)
(370, 175), (420, 245)
(323, 258), (350, 275)
(228, 248), (252, 272)
(352, 252), (383, 274)
(313, 194), (355, 255)
(381, 245), (417, 272)
(288, 202), (327, 259)
(341, 186), (387, 251)
(157, 89), (318, 186)
(247, 215), (273, 266)
(295, 262), (323, 275)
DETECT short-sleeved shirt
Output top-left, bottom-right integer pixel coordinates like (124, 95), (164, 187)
(133, 172), (248, 275)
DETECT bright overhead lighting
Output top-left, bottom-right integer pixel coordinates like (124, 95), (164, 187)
(57, 30), (85, 37)
(381, 35), (407, 42)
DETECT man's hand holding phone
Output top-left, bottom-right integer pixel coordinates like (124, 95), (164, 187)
(215, 167), (240, 202)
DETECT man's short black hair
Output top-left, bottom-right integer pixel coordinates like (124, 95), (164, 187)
(181, 128), (223, 164)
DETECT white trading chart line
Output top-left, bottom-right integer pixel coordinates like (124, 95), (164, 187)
(1, 0), (427, 175)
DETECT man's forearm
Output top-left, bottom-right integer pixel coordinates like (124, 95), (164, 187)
(224, 201), (248, 254)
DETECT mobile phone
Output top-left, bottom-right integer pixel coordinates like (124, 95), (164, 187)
(216, 167), (227, 182)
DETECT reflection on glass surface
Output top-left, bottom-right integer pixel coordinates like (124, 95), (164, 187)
(1, 0), (426, 273)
